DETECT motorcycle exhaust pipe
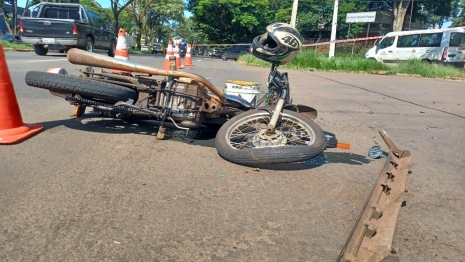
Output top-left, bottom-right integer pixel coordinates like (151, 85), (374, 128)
(66, 48), (225, 100)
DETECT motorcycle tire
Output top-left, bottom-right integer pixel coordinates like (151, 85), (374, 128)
(25, 71), (138, 103)
(215, 109), (327, 166)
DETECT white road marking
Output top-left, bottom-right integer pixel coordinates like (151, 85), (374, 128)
(26, 58), (68, 63)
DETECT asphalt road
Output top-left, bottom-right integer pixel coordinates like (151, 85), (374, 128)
(1, 50), (464, 261)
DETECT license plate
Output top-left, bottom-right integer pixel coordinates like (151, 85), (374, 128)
(42, 38), (56, 44)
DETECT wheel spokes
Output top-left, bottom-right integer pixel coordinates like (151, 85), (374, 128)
(228, 114), (313, 149)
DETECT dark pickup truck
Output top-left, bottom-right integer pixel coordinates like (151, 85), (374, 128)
(221, 45), (251, 61)
(19, 2), (116, 56)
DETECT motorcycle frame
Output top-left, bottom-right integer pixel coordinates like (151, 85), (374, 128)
(63, 48), (314, 135)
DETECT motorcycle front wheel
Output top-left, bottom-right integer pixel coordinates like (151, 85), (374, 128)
(215, 109), (327, 166)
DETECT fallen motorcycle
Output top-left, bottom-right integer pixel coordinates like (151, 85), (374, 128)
(24, 48), (348, 166)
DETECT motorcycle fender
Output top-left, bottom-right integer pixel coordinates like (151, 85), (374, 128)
(257, 104), (318, 120)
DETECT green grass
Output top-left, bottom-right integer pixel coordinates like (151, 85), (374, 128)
(388, 59), (465, 78)
(238, 50), (465, 79)
(1, 41), (33, 51)
(239, 50), (388, 72)
(128, 49), (152, 55)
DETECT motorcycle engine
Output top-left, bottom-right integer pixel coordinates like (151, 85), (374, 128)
(148, 77), (222, 127)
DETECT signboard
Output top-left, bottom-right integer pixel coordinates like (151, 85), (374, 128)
(346, 12), (377, 23)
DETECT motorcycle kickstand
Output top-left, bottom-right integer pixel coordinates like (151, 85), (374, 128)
(70, 95), (86, 117)
(156, 111), (168, 140)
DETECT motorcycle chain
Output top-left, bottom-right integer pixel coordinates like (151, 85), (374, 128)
(65, 96), (140, 114)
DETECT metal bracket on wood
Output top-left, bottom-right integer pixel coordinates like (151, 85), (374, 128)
(337, 130), (412, 262)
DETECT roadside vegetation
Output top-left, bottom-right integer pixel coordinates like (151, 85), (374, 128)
(238, 50), (465, 79)
(128, 49), (151, 55)
(1, 41), (33, 51)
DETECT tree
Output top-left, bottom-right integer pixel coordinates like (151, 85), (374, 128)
(80, 0), (113, 25)
(421, 0), (457, 28)
(272, 0), (369, 40)
(1, 0), (18, 34)
(451, 0), (464, 27)
(174, 18), (206, 46)
(149, 0), (185, 43)
(127, 0), (151, 49)
(131, 0), (184, 48)
(391, 0), (411, 31)
(190, 0), (273, 43)
(110, 0), (135, 35)
(369, 0), (455, 31)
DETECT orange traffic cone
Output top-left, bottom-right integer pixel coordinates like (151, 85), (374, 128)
(174, 42), (183, 69)
(184, 44), (193, 66)
(163, 40), (174, 70)
(0, 44), (44, 144)
(111, 28), (131, 75)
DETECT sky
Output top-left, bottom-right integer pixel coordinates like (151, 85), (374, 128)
(16, 0), (452, 28)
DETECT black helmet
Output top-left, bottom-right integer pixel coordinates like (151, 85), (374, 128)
(251, 22), (304, 65)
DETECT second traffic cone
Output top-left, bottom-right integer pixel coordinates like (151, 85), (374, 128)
(163, 40), (174, 70)
(0, 44), (44, 144)
(174, 42), (183, 69)
(183, 44), (193, 66)
(111, 28), (131, 75)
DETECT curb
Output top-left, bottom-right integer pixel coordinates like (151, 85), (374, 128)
(3, 48), (33, 52)
(394, 73), (465, 81)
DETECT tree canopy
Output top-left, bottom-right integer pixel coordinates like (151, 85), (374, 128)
(2, 0), (460, 44)
(189, 0), (273, 43)
(186, 0), (458, 44)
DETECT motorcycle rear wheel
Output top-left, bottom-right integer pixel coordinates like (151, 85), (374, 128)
(215, 109), (327, 166)
(25, 71), (138, 103)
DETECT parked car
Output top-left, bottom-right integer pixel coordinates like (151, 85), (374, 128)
(19, 2), (116, 56)
(221, 44), (251, 61)
(141, 45), (149, 51)
(152, 43), (165, 54)
(210, 47), (222, 57)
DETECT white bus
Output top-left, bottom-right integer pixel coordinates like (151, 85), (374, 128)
(365, 27), (465, 68)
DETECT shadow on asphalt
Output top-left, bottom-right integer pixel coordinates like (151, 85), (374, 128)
(40, 115), (219, 147)
(41, 54), (67, 57)
(253, 152), (373, 171)
(38, 115), (372, 170)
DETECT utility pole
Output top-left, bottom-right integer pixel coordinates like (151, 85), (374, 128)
(290, 0), (299, 28)
(329, 0), (339, 59)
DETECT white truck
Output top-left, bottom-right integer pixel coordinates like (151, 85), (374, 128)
(365, 27), (465, 68)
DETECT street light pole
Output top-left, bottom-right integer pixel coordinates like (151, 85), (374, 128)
(329, 0), (339, 59)
(290, 0), (299, 28)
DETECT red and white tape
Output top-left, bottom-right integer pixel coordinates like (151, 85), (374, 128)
(193, 26), (465, 48)
(303, 36), (383, 47)
(303, 26), (465, 47)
